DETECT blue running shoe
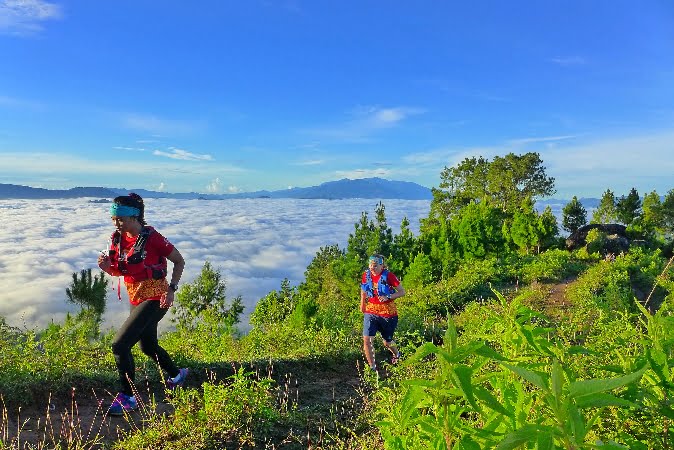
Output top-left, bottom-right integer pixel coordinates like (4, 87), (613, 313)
(108, 393), (137, 416)
(166, 368), (189, 390)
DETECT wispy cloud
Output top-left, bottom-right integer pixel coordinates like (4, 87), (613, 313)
(302, 105), (425, 142)
(0, 94), (46, 110)
(507, 135), (580, 146)
(549, 56), (586, 66)
(334, 168), (393, 179)
(294, 159), (324, 166)
(540, 131), (674, 198)
(113, 146), (145, 152)
(0, 0), (62, 36)
(153, 147), (214, 161)
(121, 113), (204, 135)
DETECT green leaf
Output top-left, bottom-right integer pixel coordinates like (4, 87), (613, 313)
(474, 343), (509, 361)
(445, 316), (458, 353)
(646, 347), (670, 383)
(536, 431), (554, 450)
(575, 393), (636, 409)
(495, 424), (544, 450)
(451, 364), (481, 413)
(569, 404), (586, 441)
(551, 359), (564, 404)
(456, 436), (481, 450)
(502, 363), (549, 391)
(567, 345), (597, 355)
(473, 386), (513, 417)
(568, 366), (647, 398)
(446, 341), (485, 363)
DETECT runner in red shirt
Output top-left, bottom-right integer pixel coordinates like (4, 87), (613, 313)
(360, 254), (406, 373)
(98, 193), (188, 415)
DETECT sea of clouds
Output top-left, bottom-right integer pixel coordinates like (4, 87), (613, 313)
(0, 198), (430, 333)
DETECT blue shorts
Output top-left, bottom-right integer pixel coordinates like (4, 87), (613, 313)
(363, 313), (399, 343)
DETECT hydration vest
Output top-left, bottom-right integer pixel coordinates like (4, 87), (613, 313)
(109, 226), (167, 281)
(361, 269), (395, 300)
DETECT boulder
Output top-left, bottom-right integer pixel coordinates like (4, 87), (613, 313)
(566, 223), (627, 251)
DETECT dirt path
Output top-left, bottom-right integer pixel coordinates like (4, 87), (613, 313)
(1, 357), (365, 449)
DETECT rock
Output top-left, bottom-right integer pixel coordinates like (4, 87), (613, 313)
(565, 223), (628, 251)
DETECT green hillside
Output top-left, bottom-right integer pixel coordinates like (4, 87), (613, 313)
(1, 152), (673, 449)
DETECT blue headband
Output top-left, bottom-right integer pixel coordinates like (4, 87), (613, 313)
(110, 204), (140, 217)
(369, 256), (383, 265)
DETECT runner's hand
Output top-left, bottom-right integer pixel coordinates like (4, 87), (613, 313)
(160, 289), (175, 309)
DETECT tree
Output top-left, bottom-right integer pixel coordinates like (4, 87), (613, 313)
(536, 206), (559, 252)
(428, 152), (555, 222)
(300, 244), (344, 300)
(65, 269), (108, 319)
(390, 216), (418, 276)
(510, 198), (539, 254)
(591, 189), (617, 224)
(404, 253), (434, 289)
(454, 201), (505, 259)
(173, 261), (243, 330)
(562, 196), (587, 234)
(616, 187), (642, 226)
(641, 190), (663, 236)
(345, 211), (375, 262)
(250, 278), (297, 329)
(662, 189), (674, 235)
(373, 201), (394, 259)
(487, 153), (556, 212)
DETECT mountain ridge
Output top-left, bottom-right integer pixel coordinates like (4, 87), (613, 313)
(0, 178), (433, 200)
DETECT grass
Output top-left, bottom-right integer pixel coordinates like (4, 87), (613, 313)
(1, 247), (673, 448)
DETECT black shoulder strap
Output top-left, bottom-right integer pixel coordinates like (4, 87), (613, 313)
(133, 226), (153, 257)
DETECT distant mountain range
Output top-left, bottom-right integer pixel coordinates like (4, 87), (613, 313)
(0, 178), (434, 200)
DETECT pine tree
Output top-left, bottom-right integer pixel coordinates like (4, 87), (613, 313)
(562, 196), (587, 234)
(537, 206), (559, 252)
(616, 187), (642, 226)
(641, 190), (663, 236)
(65, 269), (108, 319)
(173, 261), (243, 330)
(591, 189), (617, 224)
(510, 198), (538, 254)
(404, 253), (434, 289)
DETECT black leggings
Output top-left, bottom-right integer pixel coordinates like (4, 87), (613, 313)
(111, 300), (179, 395)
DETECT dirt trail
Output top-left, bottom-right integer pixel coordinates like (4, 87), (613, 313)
(1, 357), (365, 449)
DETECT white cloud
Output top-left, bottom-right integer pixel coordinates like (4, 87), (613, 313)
(156, 182), (166, 192)
(0, 198), (431, 333)
(206, 177), (222, 193)
(121, 113), (204, 135)
(539, 130), (674, 198)
(302, 105), (425, 142)
(0, 0), (62, 35)
(153, 147), (214, 161)
(402, 130), (674, 198)
(227, 185), (242, 193)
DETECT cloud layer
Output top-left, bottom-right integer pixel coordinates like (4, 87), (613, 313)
(0, 198), (430, 333)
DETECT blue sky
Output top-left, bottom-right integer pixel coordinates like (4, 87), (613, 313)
(1, 0), (673, 198)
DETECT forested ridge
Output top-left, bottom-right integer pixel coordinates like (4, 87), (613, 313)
(2, 152), (674, 449)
